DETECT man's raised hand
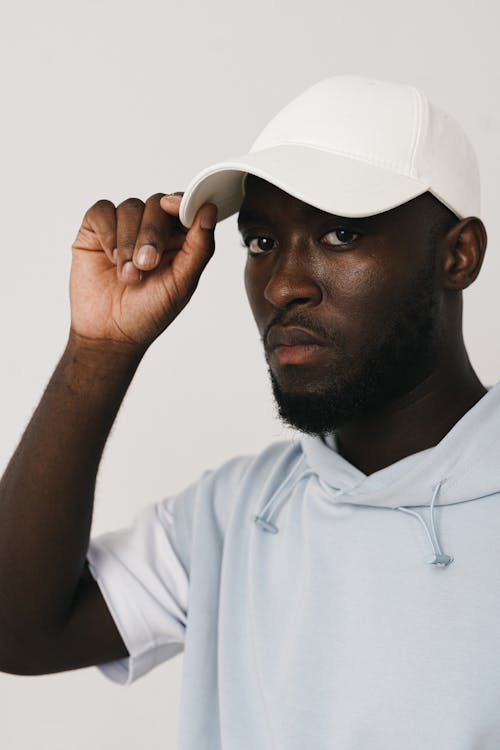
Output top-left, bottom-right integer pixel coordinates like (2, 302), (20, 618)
(69, 192), (217, 352)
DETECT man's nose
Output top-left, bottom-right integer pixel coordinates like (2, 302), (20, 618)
(263, 244), (322, 309)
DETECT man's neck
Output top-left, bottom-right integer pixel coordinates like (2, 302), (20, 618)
(334, 357), (487, 476)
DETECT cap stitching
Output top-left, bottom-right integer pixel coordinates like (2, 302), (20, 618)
(407, 87), (424, 179)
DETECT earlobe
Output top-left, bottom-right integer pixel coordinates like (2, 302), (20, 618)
(442, 217), (487, 291)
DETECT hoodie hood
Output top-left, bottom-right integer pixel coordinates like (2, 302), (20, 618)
(254, 380), (500, 568)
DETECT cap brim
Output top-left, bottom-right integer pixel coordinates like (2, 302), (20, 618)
(179, 143), (429, 228)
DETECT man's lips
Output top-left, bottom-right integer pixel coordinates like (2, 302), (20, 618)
(267, 326), (329, 350)
(267, 326), (331, 365)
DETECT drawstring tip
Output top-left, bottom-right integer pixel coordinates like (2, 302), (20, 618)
(428, 553), (454, 567)
(254, 515), (279, 533)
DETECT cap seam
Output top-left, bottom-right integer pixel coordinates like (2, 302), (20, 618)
(410, 88), (422, 175)
(408, 87), (424, 179)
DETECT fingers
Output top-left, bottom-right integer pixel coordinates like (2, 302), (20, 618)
(79, 199), (117, 265)
(160, 192), (217, 234)
(78, 192), (218, 288)
(115, 197), (146, 283)
(132, 193), (182, 274)
(159, 191), (184, 218)
(116, 193), (189, 284)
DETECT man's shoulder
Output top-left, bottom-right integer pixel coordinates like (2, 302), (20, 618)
(210, 435), (304, 491)
(167, 436), (305, 545)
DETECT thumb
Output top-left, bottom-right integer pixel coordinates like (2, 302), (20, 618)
(198, 202), (218, 232)
(166, 201), (218, 301)
(183, 201), (218, 268)
(160, 193), (218, 233)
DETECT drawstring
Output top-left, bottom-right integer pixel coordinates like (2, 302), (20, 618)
(397, 479), (454, 567)
(253, 459), (310, 534)
(254, 465), (454, 568)
(253, 463), (340, 534)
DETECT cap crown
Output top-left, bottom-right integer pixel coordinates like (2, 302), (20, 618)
(250, 75), (480, 218)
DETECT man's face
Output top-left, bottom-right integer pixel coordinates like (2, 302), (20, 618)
(238, 175), (450, 436)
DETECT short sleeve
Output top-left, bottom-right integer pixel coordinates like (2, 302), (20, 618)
(85, 474), (207, 686)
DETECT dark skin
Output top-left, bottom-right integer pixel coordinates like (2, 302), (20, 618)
(239, 174), (488, 475)
(0, 178), (489, 676)
(0, 192), (219, 674)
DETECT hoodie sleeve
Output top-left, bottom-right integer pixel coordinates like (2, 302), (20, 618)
(85, 469), (214, 686)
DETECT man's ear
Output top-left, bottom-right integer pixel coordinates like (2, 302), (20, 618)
(442, 217), (487, 290)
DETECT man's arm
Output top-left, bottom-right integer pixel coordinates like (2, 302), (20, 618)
(0, 192), (217, 674)
(0, 335), (141, 674)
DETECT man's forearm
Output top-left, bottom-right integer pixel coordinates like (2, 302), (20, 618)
(0, 332), (145, 643)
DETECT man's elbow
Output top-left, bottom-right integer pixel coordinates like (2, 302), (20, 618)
(0, 630), (59, 676)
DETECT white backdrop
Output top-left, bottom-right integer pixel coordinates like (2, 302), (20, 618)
(1, 0), (499, 747)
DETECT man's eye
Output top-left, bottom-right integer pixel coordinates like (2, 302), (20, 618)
(241, 236), (275, 255)
(322, 228), (360, 246)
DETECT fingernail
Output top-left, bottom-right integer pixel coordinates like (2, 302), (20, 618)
(163, 193), (182, 201)
(136, 244), (158, 268)
(113, 247), (118, 262)
(121, 260), (141, 282)
(200, 205), (218, 230)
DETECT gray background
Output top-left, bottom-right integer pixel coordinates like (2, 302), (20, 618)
(1, 0), (498, 747)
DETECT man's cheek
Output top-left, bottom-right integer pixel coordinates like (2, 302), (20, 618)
(333, 270), (393, 321)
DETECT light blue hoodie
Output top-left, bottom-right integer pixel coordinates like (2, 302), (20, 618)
(87, 379), (500, 749)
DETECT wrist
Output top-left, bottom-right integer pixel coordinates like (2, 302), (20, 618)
(62, 330), (148, 389)
(66, 329), (148, 366)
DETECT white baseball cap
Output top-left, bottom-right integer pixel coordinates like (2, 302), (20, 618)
(178, 74), (480, 228)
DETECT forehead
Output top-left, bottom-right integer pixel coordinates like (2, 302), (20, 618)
(238, 174), (351, 222)
(237, 174), (436, 234)
(238, 174), (404, 227)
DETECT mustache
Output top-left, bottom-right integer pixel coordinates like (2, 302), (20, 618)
(262, 312), (343, 349)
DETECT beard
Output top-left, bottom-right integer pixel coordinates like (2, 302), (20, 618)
(265, 255), (442, 437)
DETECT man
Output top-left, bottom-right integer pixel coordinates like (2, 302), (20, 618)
(0, 75), (497, 749)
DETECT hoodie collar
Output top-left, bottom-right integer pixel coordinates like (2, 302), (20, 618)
(300, 380), (500, 510)
(253, 380), (500, 568)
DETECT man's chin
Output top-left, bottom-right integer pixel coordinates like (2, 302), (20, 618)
(269, 374), (347, 435)
(268, 364), (401, 435)
(267, 358), (342, 396)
